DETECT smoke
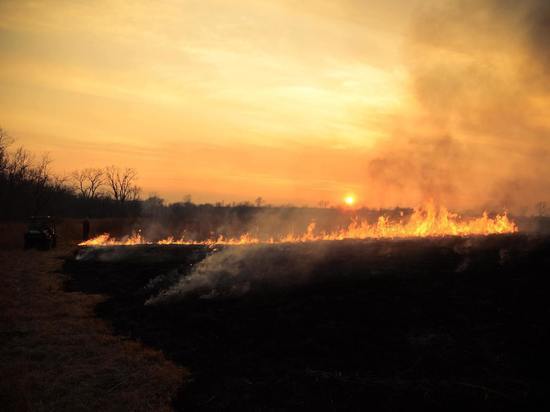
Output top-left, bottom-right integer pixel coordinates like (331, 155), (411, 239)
(146, 243), (331, 302)
(145, 236), (489, 304)
(132, 204), (412, 246)
(366, 0), (550, 212)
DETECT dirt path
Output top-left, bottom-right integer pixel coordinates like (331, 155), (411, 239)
(0, 244), (185, 411)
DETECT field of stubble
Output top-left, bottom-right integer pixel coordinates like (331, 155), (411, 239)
(65, 234), (550, 411)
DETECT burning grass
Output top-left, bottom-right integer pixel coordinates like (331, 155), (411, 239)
(80, 203), (518, 247)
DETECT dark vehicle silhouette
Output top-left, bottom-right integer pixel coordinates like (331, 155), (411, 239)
(24, 216), (57, 250)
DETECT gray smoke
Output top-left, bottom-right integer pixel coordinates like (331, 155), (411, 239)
(366, 0), (550, 212)
(145, 243), (330, 302)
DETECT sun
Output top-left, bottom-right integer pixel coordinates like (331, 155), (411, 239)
(344, 195), (355, 206)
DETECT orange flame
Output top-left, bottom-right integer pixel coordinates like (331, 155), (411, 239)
(79, 202), (518, 247)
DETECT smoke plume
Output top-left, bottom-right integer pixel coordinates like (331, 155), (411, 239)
(366, 0), (550, 212)
(146, 243), (331, 302)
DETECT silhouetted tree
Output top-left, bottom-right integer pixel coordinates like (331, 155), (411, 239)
(142, 195), (165, 217)
(536, 201), (547, 217)
(0, 127), (13, 173)
(105, 166), (140, 203)
(29, 154), (53, 214)
(255, 196), (264, 207)
(72, 168), (105, 199)
(183, 194), (192, 205)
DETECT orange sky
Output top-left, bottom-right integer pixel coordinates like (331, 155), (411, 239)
(1, 0), (549, 210)
(0, 0), (421, 206)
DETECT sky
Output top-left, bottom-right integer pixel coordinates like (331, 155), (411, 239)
(1, 0), (549, 210)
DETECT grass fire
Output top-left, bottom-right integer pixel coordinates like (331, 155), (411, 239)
(80, 202), (517, 246)
(2, 1), (550, 411)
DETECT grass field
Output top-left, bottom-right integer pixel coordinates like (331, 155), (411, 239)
(0, 231), (185, 411)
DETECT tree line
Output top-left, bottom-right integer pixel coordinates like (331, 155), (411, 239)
(0, 127), (282, 222)
(0, 127), (141, 219)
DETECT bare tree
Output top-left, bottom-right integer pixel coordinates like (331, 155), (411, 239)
(0, 127), (13, 173)
(128, 184), (141, 202)
(255, 196), (264, 207)
(536, 201), (547, 217)
(105, 166), (140, 203)
(5, 147), (32, 184)
(72, 168), (105, 199)
(0, 129), (53, 215)
(183, 194), (192, 205)
(29, 154), (54, 213)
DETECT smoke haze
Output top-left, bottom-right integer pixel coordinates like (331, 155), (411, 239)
(146, 244), (330, 302)
(366, 0), (550, 212)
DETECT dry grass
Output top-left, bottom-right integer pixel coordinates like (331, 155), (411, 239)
(0, 235), (186, 411)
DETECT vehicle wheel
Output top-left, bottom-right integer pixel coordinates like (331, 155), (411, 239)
(42, 240), (50, 250)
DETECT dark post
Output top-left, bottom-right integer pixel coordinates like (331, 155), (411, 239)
(82, 218), (90, 241)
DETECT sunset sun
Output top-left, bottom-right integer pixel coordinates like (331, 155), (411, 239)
(344, 195), (355, 206)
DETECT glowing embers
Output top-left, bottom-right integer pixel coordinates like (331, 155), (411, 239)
(79, 202), (518, 247)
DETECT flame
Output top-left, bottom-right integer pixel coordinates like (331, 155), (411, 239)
(79, 202), (518, 247)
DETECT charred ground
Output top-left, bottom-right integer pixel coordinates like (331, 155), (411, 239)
(64, 235), (550, 411)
